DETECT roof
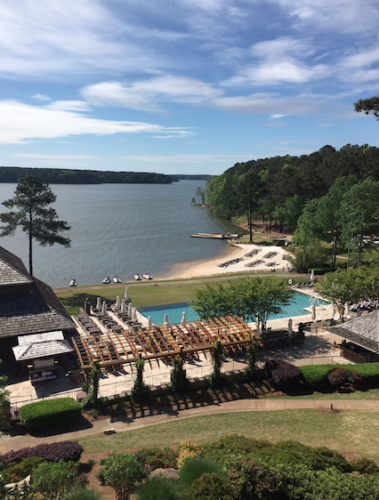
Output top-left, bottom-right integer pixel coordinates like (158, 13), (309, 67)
(13, 331), (74, 361)
(0, 246), (74, 338)
(325, 310), (379, 353)
(0, 247), (32, 286)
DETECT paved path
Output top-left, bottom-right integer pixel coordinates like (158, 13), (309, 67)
(1, 398), (378, 454)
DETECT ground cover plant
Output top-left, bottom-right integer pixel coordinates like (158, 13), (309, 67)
(0, 441), (83, 465)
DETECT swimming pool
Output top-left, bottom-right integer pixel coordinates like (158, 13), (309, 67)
(139, 291), (329, 325)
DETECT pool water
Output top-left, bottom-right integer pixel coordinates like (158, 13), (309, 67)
(139, 292), (329, 326)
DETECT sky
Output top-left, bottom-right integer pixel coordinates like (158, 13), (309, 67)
(0, 0), (379, 176)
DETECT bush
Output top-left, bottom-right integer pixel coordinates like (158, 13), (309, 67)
(179, 457), (225, 489)
(177, 442), (202, 469)
(99, 452), (146, 500)
(0, 441), (83, 465)
(300, 363), (379, 391)
(309, 267), (337, 275)
(328, 368), (361, 388)
(134, 447), (178, 470)
(67, 488), (104, 500)
(265, 359), (303, 391)
(186, 473), (235, 500)
(350, 457), (379, 475)
(33, 460), (79, 497)
(136, 477), (179, 500)
(19, 398), (82, 432)
(2, 457), (44, 483)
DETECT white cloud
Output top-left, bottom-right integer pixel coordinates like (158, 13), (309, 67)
(81, 76), (222, 112)
(0, 99), (192, 144)
(31, 93), (51, 101)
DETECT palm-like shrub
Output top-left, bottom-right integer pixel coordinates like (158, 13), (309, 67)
(67, 488), (104, 500)
(179, 457), (225, 489)
(136, 477), (179, 500)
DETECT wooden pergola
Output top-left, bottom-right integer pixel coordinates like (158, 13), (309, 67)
(71, 316), (255, 373)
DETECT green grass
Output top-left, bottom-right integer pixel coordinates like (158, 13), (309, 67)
(76, 409), (379, 461)
(57, 274), (308, 314)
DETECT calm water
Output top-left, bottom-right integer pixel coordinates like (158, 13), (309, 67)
(140, 292), (329, 325)
(0, 181), (239, 289)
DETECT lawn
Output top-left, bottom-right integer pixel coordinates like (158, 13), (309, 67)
(76, 409), (379, 461)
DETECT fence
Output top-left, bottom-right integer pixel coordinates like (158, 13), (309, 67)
(8, 353), (362, 412)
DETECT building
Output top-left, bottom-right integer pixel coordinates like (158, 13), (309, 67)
(0, 246), (74, 362)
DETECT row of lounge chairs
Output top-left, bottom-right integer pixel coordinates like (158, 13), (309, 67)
(263, 251), (277, 259)
(245, 259), (264, 268)
(76, 313), (101, 335)
(244, 248), (262, 258)
(217, 257), (244, 268)
(295, 282), (314, 289)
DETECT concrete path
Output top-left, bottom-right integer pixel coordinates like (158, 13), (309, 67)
(1, 398), (378, 454)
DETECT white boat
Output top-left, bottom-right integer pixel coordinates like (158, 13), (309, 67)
(134, 273), (142, 281)
(143, 273), (153, 280)
(113, 276), (122, 283)
(102, 277), (111, 284)
(69, 279), (77, 287)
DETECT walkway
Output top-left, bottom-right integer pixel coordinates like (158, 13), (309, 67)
(1, 398), (378, 454)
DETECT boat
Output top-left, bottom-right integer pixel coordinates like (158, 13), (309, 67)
(69, 279), (77, 287)
(143, 273), (153, 280)
(102, 277), (111, 284)
(134, 273), (142, 281)
(113, 276), (122, 283)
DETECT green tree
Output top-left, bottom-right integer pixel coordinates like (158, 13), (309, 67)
(292, 199), (320, 269)
(316, 269), (357, 321)
(82, 360), (101, 409)
(354, 94), (379, 118)
(0, 175), (71, 275)
(195, 186), (206, 204)
(100, 452), (146, 500)
(33, 460), (78, 498)
(236, 169), (265, 242)
(284, 194), (304, 229)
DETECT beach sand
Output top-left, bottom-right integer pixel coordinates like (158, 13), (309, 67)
(160, 242), (292, 280)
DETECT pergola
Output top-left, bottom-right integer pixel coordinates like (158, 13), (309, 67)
(71, 316), (255, 374)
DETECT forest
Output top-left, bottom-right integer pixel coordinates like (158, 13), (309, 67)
(205, 144), (379, 224)
(0, 166), (175, 184)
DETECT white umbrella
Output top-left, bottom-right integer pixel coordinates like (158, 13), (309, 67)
(128, 303), (133, 317)
(288, 318), (293, 336)
(147, 316), (152, 330)
(181, 311), (187, 324)
(102, 301), (107, 316)
(115, 296), (121, 309)
(311, 305), (316, 321)
(125, 287), (130, 302)
(96, 297), (102, 311)
(310, 270), (315, 281)
(164, 313), (169, 328)
(121, 298), (126, 313)
(132, 307), (138, 322)
(345, 302), (350, 317)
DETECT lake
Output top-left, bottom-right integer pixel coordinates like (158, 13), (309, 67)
(0, 181), (240, 289)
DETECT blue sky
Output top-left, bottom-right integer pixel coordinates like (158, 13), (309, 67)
(1, 0), (379, 175)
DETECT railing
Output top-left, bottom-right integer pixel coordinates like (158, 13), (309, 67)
(8, 353), (360, 413)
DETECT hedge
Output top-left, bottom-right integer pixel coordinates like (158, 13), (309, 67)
(308, 268), (336, 275)
(299, 363), (379, 391)
(0, 441), (83, 465)
(19, 397), (82, 432)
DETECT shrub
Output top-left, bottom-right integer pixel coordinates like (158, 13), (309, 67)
(177, 442), (202, 469)
(33, 460), (79, 497)
(186, 473), (235, 500)
(99, 452), (146, 500)
(300, 363), (379, 391)
(179, 457), (225, 489)
(265, 359), (303, 390)
(19, 398), (82, 432)
(67, 488), (104, 500)
(136, 477), (179, 500)
(2, 457), (44, 483)
(0, 441), (83, 465)
(134, 447), (178, 470)
(350, 457), (379, 475)
(328, 367), (361, 388)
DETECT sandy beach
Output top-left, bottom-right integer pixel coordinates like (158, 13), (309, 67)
(162, 242), (292, 280)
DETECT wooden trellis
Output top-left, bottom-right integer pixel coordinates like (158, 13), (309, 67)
(71, 316), (255, 372)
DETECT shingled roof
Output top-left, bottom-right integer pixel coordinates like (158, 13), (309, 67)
(325, 310), (379, 353)
(0, 247), (32, 286)
(0, 246), (74, 338)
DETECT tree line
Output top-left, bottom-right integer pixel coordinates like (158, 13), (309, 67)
(205, 144), (379, 238)
(0, 166), (175, 184)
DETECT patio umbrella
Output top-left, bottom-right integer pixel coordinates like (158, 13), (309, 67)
(311, 305), (316, 321)
(125, 287), (130, 302)
(96, 297), (102, 311)
(345, 302), (350, 317)
(288, 318), (293, 336)
(310, 270), (315, 281)
(121, 298), (126, 313)
(181, 311), (187, 324)
(164, 313), (169, 327)
(116, 296), (121, 309)
(147, 316), (152, 330)
(102, 301), (107, 316)
(128, 303), (133, 316)
(133, 307), (138, 322)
